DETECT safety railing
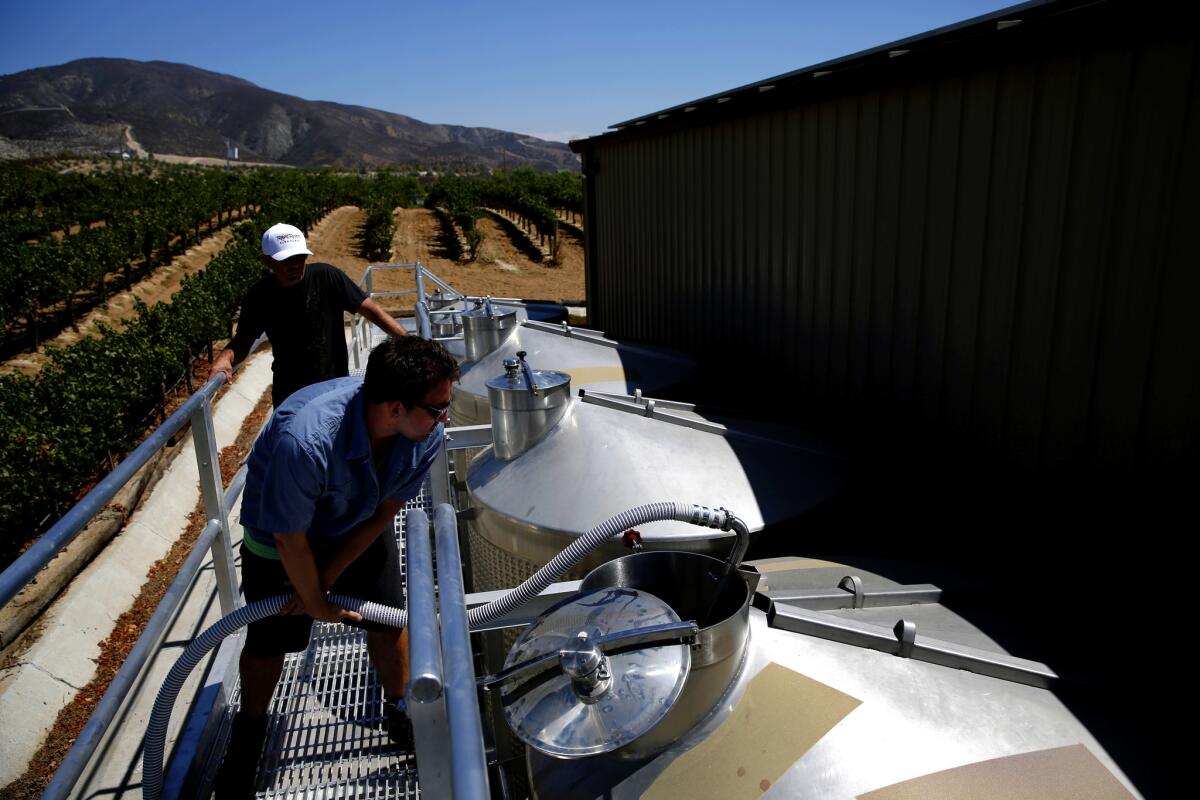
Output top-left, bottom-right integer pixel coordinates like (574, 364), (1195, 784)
(404, 507), (449, 789)
(0, 340), (264, 800)
(349, 261), (562, 369)
(404, 505), (490, 799)
(0, 280), (500, 799)
(349, 262), (467, 366)
(434, 503), (490, 797)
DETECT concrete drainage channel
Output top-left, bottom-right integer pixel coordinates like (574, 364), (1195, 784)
(0, 350), (276, 787)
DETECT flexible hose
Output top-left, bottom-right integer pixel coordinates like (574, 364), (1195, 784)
(143, 501), (733, 800)
(142, 592), (407, 800)
(465, 501), (725, 627)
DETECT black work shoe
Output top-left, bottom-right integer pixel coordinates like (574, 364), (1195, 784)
(213, 712), (269, 800)
(383, 699), (414, 753)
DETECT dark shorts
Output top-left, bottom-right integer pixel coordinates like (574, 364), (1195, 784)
(240, 535), (402, 656)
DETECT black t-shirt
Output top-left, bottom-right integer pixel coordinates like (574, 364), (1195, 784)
(235, 262), (368, 406)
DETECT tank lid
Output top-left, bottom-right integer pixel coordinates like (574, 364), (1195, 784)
(462, 296), (516, 321)
(501, 587), (692, 758)
(485, 351), (571, 397)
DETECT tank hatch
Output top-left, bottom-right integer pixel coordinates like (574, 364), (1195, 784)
(495, 587), (696, 758)
(484, 351), (572, 460)
(462, 296), (521, 361)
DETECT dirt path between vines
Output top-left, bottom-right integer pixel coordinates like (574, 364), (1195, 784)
(352, 207), (586, 312)
(306, 205), (371, 282)
(0, 228), (237, 377)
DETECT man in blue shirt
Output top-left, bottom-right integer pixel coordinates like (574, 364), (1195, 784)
(215, 336), (458, 799)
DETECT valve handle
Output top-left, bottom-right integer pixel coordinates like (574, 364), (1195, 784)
(622, 529), (644, 552)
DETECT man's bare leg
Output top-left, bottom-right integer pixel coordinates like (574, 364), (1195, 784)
(214, 651), (285, 798)
(238, 651), (286, 716)
(369, 628), (412, 750)
(367, 627), (409, 697)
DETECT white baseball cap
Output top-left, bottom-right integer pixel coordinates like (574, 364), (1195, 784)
(262, 223), (313, 261)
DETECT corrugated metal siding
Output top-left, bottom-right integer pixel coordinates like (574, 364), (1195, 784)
(585, 29), (1199, 481)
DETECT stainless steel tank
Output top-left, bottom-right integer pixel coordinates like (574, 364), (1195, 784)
(465, 376), (848, 591)
(449, 321), (697, 491)
(452, 322), (695, 425)
(515, 556), (1143, 799)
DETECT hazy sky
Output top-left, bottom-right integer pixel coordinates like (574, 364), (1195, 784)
(1, 0), (1021, 142)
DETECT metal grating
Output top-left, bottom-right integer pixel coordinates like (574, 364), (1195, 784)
(223, 482), (433, 798)
(256, 630), (417, 797)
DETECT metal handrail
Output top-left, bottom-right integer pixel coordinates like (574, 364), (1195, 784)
(0, 329), (270, 608)
(0, 340), (263, 799)
(41, 500), (233, 800)
(351, 264), (558, 358)
(355, 262), (424, 290)
(349, 262), (465, 362)
(416, 301), (433, 340)
(405, 508), (452, 794)
(414, 265), (428, 309)
(406, 509), (443, 703)
(422, 269), (461, 298)
(433, 503), (490, 798)
(1, 373), (225, 608)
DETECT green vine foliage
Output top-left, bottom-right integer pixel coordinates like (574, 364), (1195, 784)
(424, 169), (581, 250)
(0, 164), (401, 346)
(0, 226), (266, 562)
(0, 162), (398, 564)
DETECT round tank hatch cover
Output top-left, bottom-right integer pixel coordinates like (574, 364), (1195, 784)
(462, 299), (517, 320)
(501, 587), (691, 758)
(485, 364), (571, 395)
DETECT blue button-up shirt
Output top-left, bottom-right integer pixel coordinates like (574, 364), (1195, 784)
(240, 377), (441, 548)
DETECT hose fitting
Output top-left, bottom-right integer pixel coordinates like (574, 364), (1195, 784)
(686, 504), (731, 529)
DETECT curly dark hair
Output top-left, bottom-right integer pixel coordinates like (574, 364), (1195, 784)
(363, 337), (459, 406)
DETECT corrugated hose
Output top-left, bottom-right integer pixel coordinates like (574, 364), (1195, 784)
(142, 501), (738, 800)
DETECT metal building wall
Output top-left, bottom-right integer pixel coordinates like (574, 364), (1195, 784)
(581, 14), (1198, 482)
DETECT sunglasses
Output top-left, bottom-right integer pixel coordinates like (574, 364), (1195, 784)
(415, 400), (452, 419)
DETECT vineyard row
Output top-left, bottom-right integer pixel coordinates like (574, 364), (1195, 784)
(0, 166), (426, 563)
(423, 168), (582, 264)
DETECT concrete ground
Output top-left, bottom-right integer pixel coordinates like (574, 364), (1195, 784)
(0, 351), (275, 786)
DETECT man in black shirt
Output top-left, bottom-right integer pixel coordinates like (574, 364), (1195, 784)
(213, 222), (408, 406)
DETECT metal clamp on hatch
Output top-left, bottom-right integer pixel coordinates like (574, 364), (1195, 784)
(479, 618), (698, 697)
(500, 351), (543, 397)
(513, 352), (537, 398)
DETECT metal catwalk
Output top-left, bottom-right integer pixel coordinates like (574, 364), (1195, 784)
(221, 488), (427, 799)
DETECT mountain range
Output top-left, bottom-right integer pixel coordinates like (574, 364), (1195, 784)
(0, 58), (579, 171)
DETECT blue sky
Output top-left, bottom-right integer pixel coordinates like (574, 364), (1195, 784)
(1, 0), (1020, 142)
